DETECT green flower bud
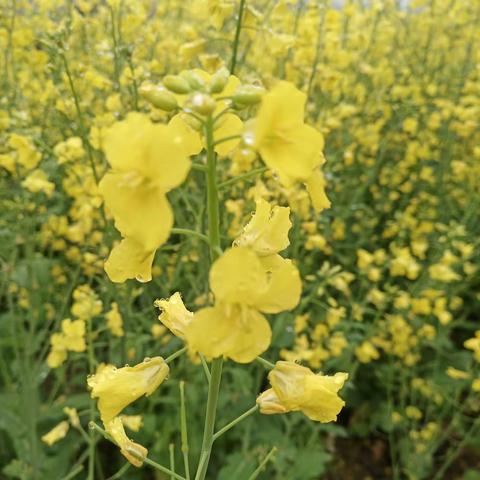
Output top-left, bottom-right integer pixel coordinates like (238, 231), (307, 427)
(180, 71), (206, 91)
(163, 75), (191, 94)
(232, 85), (265, 107)
(140, 85), (178, 111)
(189, 93), (216, 116)
(209, 67), (230, 94)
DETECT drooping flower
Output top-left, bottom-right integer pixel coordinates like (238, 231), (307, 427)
(250, 81), (330, 212)
(154, 292), (193, 340)
(87, 358), (169, 467)
(257, 361), (348, 422)
(87, 357), (169, 423)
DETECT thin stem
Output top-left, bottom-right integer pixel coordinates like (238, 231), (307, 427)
(194, 115), (224, 480)
(62, 54), (99, 185)
(247, 447), (277, 480)
(256, 356), (275, 370)
(199, 354), (211, 384)
(180, 382), (191, 480)
(87, 320), (96, 480)
(171, 228), (210, 244)
(165, 346), (188, 364)
(169, 444), (176, 480)
(230, 0), (247, 74)
(219, 167), (267, 189)
(212, 134), (241, 147)
(213, 405), (258, 441)
(105, 462), (130, 480)
(89, 422), (186, 480)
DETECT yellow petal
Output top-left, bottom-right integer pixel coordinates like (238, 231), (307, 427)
(168, 114), (203, 157)
(99, 173), (173, 250)
(104, 112), (192, 190)
(305, 168), (331, 212)
(41, 421), (69, 446)
(214, 113), (243, 156)
(234, 199), (291, 256)
(185, 304), (271, 363)
(255, 255), (302, 314)
(104, 238), (156, 283)
(154, 292), (193, 340)
(209, 247), (268, 305)
(106, 417), (148, 468)
(88, 357), (169, 423)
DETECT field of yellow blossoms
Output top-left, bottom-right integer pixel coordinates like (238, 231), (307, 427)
(1, 0), (479, 479)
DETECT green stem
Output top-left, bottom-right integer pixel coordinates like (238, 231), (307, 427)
(171, 228), (210, 244)
(194, 116), (224, 480)
(247, 447), (277, 480)
(256, 356), (275, 370)
(213, 405), (258, 441)
(230, 0), (247, 74)
(180, 381), (191, 480)
(199, 354), (211, 384)
(219, 167), (267, 189)
(165, 346), (188, 364)
(89, 422), (185, 480)
(87, 320), (96, 480)
(169, 443), (176, 480)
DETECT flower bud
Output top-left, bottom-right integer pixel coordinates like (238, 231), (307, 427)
(180, 71), (206, 91)
(209, 67), (230, 94)
(233, 85), (265, 107)
(139, 85), (178, 111)
(189, 93), (216, 116)
(163, 75), (191, 94)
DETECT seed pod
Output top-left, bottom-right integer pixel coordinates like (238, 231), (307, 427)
(209, 67), (230, 94)
(233, 85), (265, 107)
(163, 75), (191, 94)
(140, 85), (178, 111)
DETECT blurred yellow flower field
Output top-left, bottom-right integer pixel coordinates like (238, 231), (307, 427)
(0, 0), (479, 479)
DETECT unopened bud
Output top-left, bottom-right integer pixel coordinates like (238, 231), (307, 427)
(209, 67), (230, 94)
(189, 93), (216, 116)
(180, 71), (206, 91)
(233, 85), (265, 107)
(163, 75), (191, 94)
(140, 85), (178, 111)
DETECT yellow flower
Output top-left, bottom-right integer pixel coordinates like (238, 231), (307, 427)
(8, 133), (41, 169)
(106, 302), (124, 337)
(105, 417), (148, 468)
(154, 292), (193, 340)
(63, 407), (80, 428)
(257, 361), (348, 422)
(61, 318), (86, 352)
(104, 238), (156, 283)
(100, 113), (201, 282)
(251, 81), (329, 212)
(88, 357), (169, 423)
(185, 247), (301, 363)
(47, 333), (68, 368)
(446, 367), (470, 380)
(21, 169), (55, 197)
(234, 199), (291, 256)
(41, 421), (69, 446)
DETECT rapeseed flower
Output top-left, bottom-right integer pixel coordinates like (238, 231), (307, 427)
(257, 361), (348, 422)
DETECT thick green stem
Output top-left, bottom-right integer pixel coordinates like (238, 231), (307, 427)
(194, 116), (224, 480)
